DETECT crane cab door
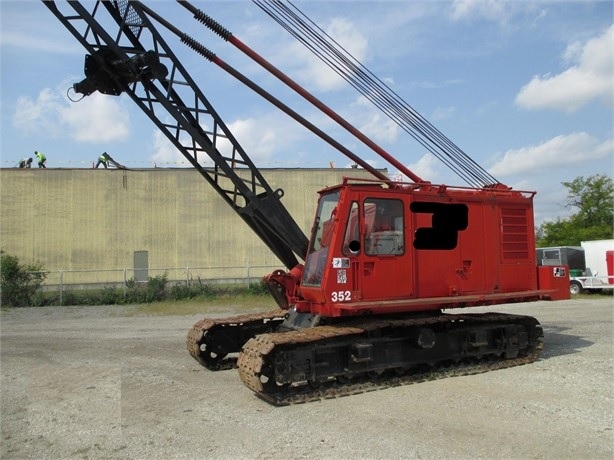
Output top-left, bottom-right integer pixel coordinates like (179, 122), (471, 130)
(342, 196), (413, 301)
(410, 199), (484, 296)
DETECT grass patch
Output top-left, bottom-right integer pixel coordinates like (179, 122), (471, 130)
(572, 290), (613, 299)
(130, 294), (278, 316)
(7, 275), (275, 310)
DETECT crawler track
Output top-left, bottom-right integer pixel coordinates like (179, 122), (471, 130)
(237, 313), (543, 405)
(187, 309), (286, 370)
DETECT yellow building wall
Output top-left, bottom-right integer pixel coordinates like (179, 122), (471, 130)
(0, 168), (380, 285)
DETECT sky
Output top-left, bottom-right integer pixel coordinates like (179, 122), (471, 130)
(1, 0), (612, 225)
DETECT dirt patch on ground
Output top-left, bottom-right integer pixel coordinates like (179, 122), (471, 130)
(2, 298), (613, 459)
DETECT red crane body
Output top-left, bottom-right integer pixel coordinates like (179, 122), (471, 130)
(283, 180), (543, 318)
(263, 177), (563, 324)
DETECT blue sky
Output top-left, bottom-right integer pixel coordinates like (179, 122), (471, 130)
(1, 1), (612, 224)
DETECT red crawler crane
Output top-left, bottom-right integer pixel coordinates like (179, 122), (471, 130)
(44, 0), (569, 405)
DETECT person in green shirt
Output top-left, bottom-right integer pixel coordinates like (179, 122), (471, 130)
(95, 152), (125, 169)
(34, 151), (46, 168)
(95, 152), (110, 169)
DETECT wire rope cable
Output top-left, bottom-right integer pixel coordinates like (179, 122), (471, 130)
(253, 0), (500, 187)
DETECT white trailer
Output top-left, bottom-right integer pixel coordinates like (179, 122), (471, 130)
(569, 239), (614, 294)
(536, 240), (614, 294)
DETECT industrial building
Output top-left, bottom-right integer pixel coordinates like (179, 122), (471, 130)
(0, 167), (379, 287)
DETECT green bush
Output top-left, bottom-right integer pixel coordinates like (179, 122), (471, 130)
(100, 287), (120, 305)
(1, 251), (47, 307)
(245, 281), (269, 296)
(1, 261), (270, 307)
(124, 272), (168, 304)
(168, 283), (208, 300)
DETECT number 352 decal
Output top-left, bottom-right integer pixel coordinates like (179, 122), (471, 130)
(331, 290), (351, 302)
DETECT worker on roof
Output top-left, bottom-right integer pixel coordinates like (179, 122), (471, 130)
(34, 151), (46, 168)
(95, 152), (126, 169)
(95, 152), (110, 169)
(17, 157), (33, 168)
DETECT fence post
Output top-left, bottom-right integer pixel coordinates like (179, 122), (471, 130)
(123, 268), (127, 298)
(247, 263), (251, 285)
(186, 264), (189, 286)
(59, 269), (63, 306)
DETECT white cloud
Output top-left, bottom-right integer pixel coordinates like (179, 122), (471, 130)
(515, 26), (614, 113)
(284, 17), (368, 92)
(533, 187), (571, 224)
(150, 130), (192, 167)
(12, 89), (60, 136)
(359, 112), (399, 145)
(60, 95), (130, 142)
(13, 86), (130, 142)
(431, 106), (456, 122)
(227, 118), (278, 162)
(488, 132), (613, 177)
(351, 97), (399, 144)
(149, 112), (307, 167)
(392, 153), (440, 183)
(451, 0), (509, 21)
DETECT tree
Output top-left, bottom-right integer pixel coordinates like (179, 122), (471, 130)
(563, 174), (613, 229)
(536, 174), (613, 247)
(0, 251), (47, 307)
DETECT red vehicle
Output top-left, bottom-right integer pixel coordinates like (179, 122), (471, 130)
(45, 0), (569, 405)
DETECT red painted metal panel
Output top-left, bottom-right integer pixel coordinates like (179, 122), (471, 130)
(296, 180), (542, 317)
(537, 265), (571, 300)
(607, 250), (614, 284)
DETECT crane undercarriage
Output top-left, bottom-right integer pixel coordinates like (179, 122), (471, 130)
(187, 310), (543, 405)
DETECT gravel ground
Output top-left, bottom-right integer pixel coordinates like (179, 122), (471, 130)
(1, 297), (613, 459)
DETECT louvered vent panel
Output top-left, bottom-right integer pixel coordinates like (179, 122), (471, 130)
(501, 208), (529, 260)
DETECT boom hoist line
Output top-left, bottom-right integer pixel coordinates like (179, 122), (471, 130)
(42, 0), (308, 270)
(134, 2), (390, 184)
(253, 0), (501, 189)
(176, 0), (426, 185)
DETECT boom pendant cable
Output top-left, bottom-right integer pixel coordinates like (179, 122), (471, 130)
(253, 0), (501, 188)
(177, 0), (425, 184)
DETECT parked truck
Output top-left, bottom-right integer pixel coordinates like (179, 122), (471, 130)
(537, 239), (614, 294)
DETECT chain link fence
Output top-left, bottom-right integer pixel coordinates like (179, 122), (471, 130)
(34, 264), (280, 304)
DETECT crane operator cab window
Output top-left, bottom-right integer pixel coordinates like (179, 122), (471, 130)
(302, 191), (340, 286)
(364, 198), (404, 256)
(342, 198), (405, 257)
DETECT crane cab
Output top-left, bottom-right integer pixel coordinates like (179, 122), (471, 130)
(295, 178), (543, 317)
